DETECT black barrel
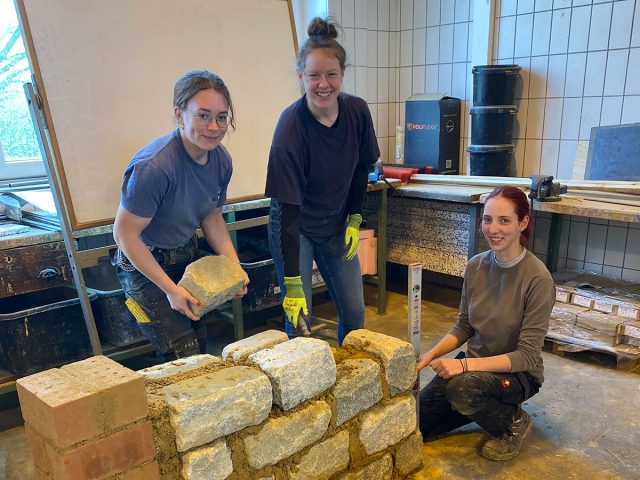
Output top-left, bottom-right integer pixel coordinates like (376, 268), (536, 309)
(472, 64), (521, 106)
(470, 106), (517, 145)
(467, 144), (514, 177)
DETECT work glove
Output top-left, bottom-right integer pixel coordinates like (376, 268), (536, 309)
(344, 213), (363, 261)
(283, 276), (308, 329)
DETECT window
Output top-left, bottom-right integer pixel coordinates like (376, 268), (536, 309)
(0, 0), (45, 180)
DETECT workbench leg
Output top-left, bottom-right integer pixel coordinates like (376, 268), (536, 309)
(377, 189), (387, 315)
(546, 213), (562, 273)
(223, 211), (244, 340)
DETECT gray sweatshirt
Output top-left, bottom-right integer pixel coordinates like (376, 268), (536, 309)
(449, 249), (555, 384)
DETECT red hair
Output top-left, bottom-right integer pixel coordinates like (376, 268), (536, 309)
(485, 186), (531, 247)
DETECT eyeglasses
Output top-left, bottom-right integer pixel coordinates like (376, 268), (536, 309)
(188, 109), (230, 128)
(303, 71), (342, 84)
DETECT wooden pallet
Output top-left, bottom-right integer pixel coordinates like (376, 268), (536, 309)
(544, 335), (640, 373)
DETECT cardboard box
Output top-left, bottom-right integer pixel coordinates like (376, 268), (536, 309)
(404, 94), (461, 174)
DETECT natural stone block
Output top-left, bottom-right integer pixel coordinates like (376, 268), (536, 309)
(358, 394), (416, 455)
(178, 255), (246, 317)
(249, 337), (336, 411)
(243, 401), (332, 469)
(333, 359), (382, 426)
(164, 366), (272, 452)
(335, 453), (393, 480)
(289, 430), (350, 480)
(394, 431), (424, 476)
(222, 330), (289, 361)
(181, 438), (233, 480)
(343, 330), (416, 395)
(137, 354), (221, 381)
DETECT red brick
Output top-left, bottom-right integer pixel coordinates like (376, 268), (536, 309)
(119, 460), (161, 480)
(61, 356), (148, 431)
(17, 369), (103, 448)
(24, 423), (50, 472)
(46, 421), (156, 480)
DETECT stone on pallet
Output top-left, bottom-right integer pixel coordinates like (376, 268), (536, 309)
(249, 337), (336, 411)
(178, 255), (246, 317)
(222, 330), (289, 361)
(137, 354), (221, 381)
(335, 453), (393, 480)
(343, 330), (416, 395)
(358, 394), (416, 455)
(181, 438), (233, 480)
(394, 430), (424, 476)
(333, 359), (382, 426)
(243, 401), (332, 469)
(164, 366), (272, 452)
(289, 430), (350, 480)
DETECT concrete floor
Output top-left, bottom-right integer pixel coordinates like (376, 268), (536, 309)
(0, 279), (639, 479)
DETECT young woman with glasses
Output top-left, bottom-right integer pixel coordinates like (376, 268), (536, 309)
(113, 69), (248, 360)
(265, 17), (380, 345)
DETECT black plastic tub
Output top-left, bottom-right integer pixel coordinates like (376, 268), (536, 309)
(0, 287), (95, 376)
(470, 106), (517, 145)
(467, 144), (515, 177)
(240, 258), (281, 312)
(83, 259), (146, 347)
(472, 64), (521, 106)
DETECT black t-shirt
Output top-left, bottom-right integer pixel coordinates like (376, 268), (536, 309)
(265, 93), (379, 242)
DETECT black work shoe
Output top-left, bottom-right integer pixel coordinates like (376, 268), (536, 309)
(481, 407), (533, 461)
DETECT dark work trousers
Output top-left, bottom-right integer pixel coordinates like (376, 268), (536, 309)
(419, 355), (541, 439)
(114, 236), (208, 360)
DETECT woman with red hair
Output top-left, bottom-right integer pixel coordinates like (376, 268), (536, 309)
(417, 185), (555, 461)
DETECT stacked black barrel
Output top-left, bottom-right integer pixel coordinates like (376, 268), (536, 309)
(468, 65), (521, 176)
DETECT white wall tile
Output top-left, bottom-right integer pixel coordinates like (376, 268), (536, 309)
(602, 265), (623, 278)
(389, 31), (399, 68)
(425, 64), (439, 92)
(414, 0), (427, 29)
(624, 228), (640, 270)
(438, 63), (453, 94)
(426, 26), (440, 64)
(355, 0), (368, 28)
(453, 23), (469, 62)
(368, 0), (378, 30)
(342, 0), (356, 27)
(391, 0), (399, 30)
(586, 223), (608, 265)
(378, 0), (391, 30)
(622, 268), (640, 282)
(561, 97), (582, 140)
(588, 2), (613, 52)
(514, 57), (531, 99)
(328, 0), (342, 19)
(451, 62), (467, 99)
(540, 139), (560, 175)
(633, 0), (640, 47)
(455, 0), (470, 22)
(527, 98), (546, 138)
(564, 53), (587, 96)
(497, 15), (516, 60)
(355, 66), (368, 98)
(369, 103), (378, 132)
(400, 29), (413, 66)
(368, 68), (378, 102)
(553, 0), (571, 9)
(413, 28), (426, 65)
(583, 51), (607, 97)
(543, 98), (563, 139)
(439, 24), (454, 62)
(625, 48), (640, 95)
(399, 66), (412, 102)
(603, 50), (628, 97)
(546, 54), (566, 98)
(568, 6), (591, 53)
(513, 99), (527, 139)
(413, 65), (426, 93)
(499, 0), (517, 17)
(579, 97), (602, 140)
(378, 31), (390, 67)
(343, 67), (356, 94)
(549, 8), (571, 54)
(427, 0), (441, 26)
(440, 0), (455, 24)
(355, 29), (368, 66)
(621, 95), (640, 123)
(600, 96), (623, 126)
(535, 0), (553, 11)
(343, 27), (356, 66)
(609, 0), (634, 50)
(567, 221), (588, 261)
(379, 136), (389, 163)
(514, 139), (526, 176)
(518, 0), (535, 15)
(400, 0), (413, 29)
(557, 140), (577, 179)
(368, 31), (379, 67)
(584, 263), (604, 275)
(514, 14), (534, 58)
(377, 102), (390, 137)
(523, 139), (542, 175)
(571, 0), (591, 6)
(378, 69), (390, 102)
(532, 11), (552, 56)
(529, 56), (549, 98)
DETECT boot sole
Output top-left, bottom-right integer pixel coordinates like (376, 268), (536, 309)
(481, 416), (533, 461)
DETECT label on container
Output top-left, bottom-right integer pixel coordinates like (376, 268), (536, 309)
(572, 295), (593, 308)
(593, 301), (615, 313)
(556, 291), (570, 303)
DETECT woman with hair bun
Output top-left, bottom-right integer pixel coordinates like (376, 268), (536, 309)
(416, 185), (555, 461)
(265, 17), (380, 345)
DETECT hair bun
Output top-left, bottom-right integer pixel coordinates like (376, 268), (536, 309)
(307, 17), (338, 41)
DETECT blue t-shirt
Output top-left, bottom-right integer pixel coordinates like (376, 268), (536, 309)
(265, 93), (379, 241)
(120, 129), (232, 249)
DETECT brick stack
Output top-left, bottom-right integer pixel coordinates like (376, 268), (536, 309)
(16, 356), (159, 480)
